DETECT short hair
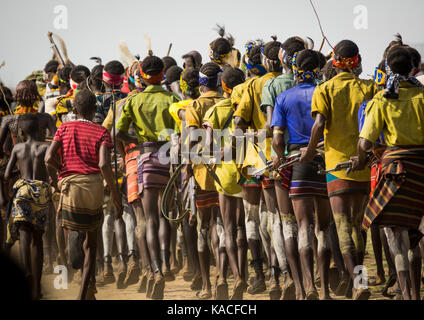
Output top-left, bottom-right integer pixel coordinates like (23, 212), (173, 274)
(246, 44), (262, 66)
(199, 62), (221, 88)
(296, 49), (320, 72)
(165, 65), (183, 84)
(316, 52), (328, 69)
(333, 40), (359, 60)
(263, 36), (282, 61)
(162, 56), (177, 73)
(91, 64), (104, 80)
(281, 36), (306, 57)
(222, 67), (245, 89)
(104, 60), (125, 76)
(58, 66), (72, 85)
(321, 60), (337, 82)
(387, 46), (413, 76)
(18, 113), (38, 137)
(74, 88), (97, 118)
(44, 60), (59, 74)
(406, 46), (421, 69)
(15, 80), (40, 107)
(141, 56), (164, 76)
(182, 68), (199, 86)
(70, 65), (91, 83)
(383, 33), (404, 60)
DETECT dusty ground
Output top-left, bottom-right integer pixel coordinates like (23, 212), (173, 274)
(24, 233), (423, 300)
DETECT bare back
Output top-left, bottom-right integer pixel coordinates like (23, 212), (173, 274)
(8, 141), (49, 182)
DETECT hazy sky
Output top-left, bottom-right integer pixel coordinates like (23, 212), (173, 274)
(1, 0), (424, 88)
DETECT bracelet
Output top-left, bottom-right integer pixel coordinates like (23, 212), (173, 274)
(273, 129), (284, 135)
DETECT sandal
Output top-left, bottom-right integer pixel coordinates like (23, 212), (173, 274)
(196, 289), (212, 300)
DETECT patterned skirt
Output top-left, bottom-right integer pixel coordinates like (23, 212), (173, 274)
(362, 146), (424, 248)
(125, 144), (140, 203)
(289, 154), (327, 198)
(136, 143), (170, 194)
(326, 173), (370, 197)
(58, 174), (104, 232)
(6, 178), (52, 244)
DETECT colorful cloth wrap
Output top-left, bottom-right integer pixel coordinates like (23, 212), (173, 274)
(292, 53), (319, 81)
(180, 70), (200, 97)
(58, 173), (104, 232)
(139, 64), (163, 84)
(14, 102), (39, 115)
(209, 44), (231, 65)
(239, 176), (275, 189)
(199, 71), (220, 87)
(125, 143), (141, 203)
(288, 147), (327, 198)
(195, 189), (219, 209)
(362, 146), (424, 248)
(136, 142), (170, 193)
(261, 46), (281, 71)
(244, 45), (267, 76)
(6, 178), (52, 244)
(384, 60), (423, 99)
(102, 70), (124, 87)
(326, 173), (370, 197)
(332, 52), (359, 70)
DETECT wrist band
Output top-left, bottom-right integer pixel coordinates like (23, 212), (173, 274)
(273, 129), (284, 135)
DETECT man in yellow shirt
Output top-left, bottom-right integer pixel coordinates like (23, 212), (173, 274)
(233, 37), (282, 296)
(300, 40), (377, 300)
(168, 67), (203, 293)
(353, 46), (424, 300)
(203, 67), (247, 299)
(185, 62), (225, 299)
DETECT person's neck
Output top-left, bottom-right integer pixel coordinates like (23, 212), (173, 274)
(335, 68), (350, 75)
(76, 114), (92, 121)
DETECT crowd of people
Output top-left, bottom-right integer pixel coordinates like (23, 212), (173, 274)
(0, 27), (423, 301)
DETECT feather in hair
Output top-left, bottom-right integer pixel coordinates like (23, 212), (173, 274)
(215, 24), (226, 38)
(144, 35), (153, 56)
(90, 57), (102, 65)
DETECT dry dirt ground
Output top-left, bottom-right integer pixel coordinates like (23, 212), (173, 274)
(38, 235), (424, 301)
(11, 232), (423, 300)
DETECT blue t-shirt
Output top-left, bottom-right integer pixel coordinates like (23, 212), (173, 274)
(271, 82), (317, 144)
(358, 100), (385, 144)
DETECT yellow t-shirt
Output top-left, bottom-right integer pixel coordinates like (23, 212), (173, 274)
(360, 82), (424, 146)
(185, 90), (224, 191)
(203, 98), (242, 195)
(169, 99), (192, 131)
(233, 72), (280, 176)
(311, 72), (377, 181)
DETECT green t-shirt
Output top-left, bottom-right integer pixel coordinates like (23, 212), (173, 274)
(116, 85), (180, 143)
(260, 73), (295, 113)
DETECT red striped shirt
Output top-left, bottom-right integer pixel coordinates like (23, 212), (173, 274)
(54, 120), (113, 179)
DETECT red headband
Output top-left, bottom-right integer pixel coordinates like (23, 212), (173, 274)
(102, 70), (124, 86)
(332, 52), (359, 70)
(139, 64), (163, 84)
